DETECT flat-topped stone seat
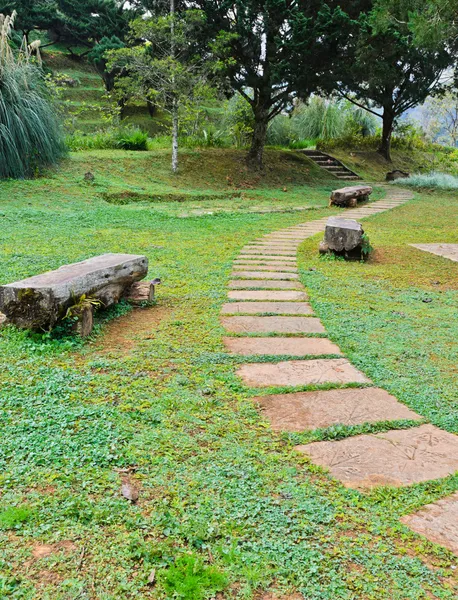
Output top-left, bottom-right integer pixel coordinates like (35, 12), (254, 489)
(0, 253), (148, 330)
(330, 185), (373, 208)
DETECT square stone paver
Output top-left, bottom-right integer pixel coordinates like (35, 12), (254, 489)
(222, 316), (325, 334)
(224, 337), (341, 356)
(231, 271), (299, 280)
(221, 302), (313, 315)
(411, 243), (458, 263)
(228, 291), (308, 301)
(401, 492), (458, 556)
(237, 358), (370, 387)
(258, 387), (421, 431)
(296, 425), (458, 489)
(228, 280), (303, 290)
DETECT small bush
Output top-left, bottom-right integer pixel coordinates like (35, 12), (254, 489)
(66, 127), (150, 151)
(115, 128), (149, 151)
(0, 506), (31, 529)
(394, 172), (458, 190)
(158, 554), (228, 600)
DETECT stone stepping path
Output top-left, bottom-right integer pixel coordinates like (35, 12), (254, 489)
(237, 358), (370, 387)
(221, 186), (458, 556)
(232, 271), (299, 280)
(221, 302), (314, 315)
(224, 337), (342, 356)
(228, 280), (303, 290)
(296, 425), (458, 489)
(411, 243), (458, 263)
(222, 316), (325, 334)
(258, 388), (421, 431)
(401, 492), (458, 555)
(228, 290), (308, 301)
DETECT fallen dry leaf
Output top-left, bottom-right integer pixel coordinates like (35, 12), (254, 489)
(121, 481), (139, 502)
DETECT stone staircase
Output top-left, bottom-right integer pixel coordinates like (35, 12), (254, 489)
(299, 149), (361, 181)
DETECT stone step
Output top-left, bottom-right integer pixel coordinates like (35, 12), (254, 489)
(234, 261), (298, 269)
(228, 280), (303, 290)
(296, 424), (458, 490)
(401, 492), (458, 557)
(258, 388), (421, 432)
(221, 302), (314, 315)
(225, 336), (340, 356)
(237, 358), (370, 387)
(228, 290), (308, 301)
(238, 255), (297, 262)
(241, 248), (297, 256)
(222, 315), (325, 334)
(231, 271), (299, 280)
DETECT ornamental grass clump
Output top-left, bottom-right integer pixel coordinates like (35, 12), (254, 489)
(394, 172), (458, 190)
(0, 12), (66, 179)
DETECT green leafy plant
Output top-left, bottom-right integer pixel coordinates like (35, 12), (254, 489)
(0, 506), (31, 530)
(361, 233), (373, 258)
(64, 294), (103, 320)
(158, 554), (228, 600)
(115, 127), (149, 151)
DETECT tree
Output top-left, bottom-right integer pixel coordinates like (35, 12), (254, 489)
(108, 4), (210, 172)
(0, 0), (60, 44)
(422, 89), (458, 147)
(337, 0), (455, 160)
(88, 35), (125, 91)
(0, 12), (66, 178)
(190, 0), (352, 169)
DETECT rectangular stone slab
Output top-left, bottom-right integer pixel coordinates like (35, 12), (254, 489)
(411, 243), (458, 263)
(258, 387), (421, 431)
(234, 261), (298, 269)
(237, 358), (370, 387)
(401, 492), (458, 556)
(221, 302), (313, 315)
(224, 337), (341, 356)
(238, 255), (297, 262)
(232, 262), (298, 279)
(0, 253), (148, 329)
(222, 316), (325, 334)
(231, 271), (299, 280)
(297, 424), (458, 489)
(228, 280), (303, 290)
(228, 291), (308, 301)
(241, 249), (297, 256)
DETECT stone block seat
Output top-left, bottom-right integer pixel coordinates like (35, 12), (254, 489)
(0, 253), (149, 334)
(330, 185), (373, 208)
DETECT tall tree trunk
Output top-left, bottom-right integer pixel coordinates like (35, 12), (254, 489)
(247, 105), (269, 170)
(170, 0), (178, 173)
(171, 97), (179, 173)
(378, 108), (395, 161)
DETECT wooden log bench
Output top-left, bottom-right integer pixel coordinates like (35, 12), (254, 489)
(0, 253), (149, 335)
(330, 185), (373, 208)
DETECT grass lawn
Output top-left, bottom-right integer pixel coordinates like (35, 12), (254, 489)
(0, 149), (457, 599)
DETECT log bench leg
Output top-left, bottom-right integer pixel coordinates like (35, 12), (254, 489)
(72, 305), (94, 338)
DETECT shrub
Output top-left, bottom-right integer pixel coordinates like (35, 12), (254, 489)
(0, 506), (31, 529)
(66, 127), (150, 151)
(158, 554), (228, 600)
(115, 128), (149, 151)
(394, 172), (458, 190)
(0, 12), (66, 179)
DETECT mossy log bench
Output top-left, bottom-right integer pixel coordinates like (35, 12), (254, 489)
(0, 253), (149, 335)
(330, 185), (373, 208)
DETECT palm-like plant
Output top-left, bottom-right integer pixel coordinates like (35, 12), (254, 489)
(0, 12), (66, 179)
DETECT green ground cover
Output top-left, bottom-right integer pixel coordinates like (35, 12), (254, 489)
(0, 148), (457, 599)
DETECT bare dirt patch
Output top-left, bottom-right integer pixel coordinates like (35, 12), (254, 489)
(93, 305), (171, 356)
